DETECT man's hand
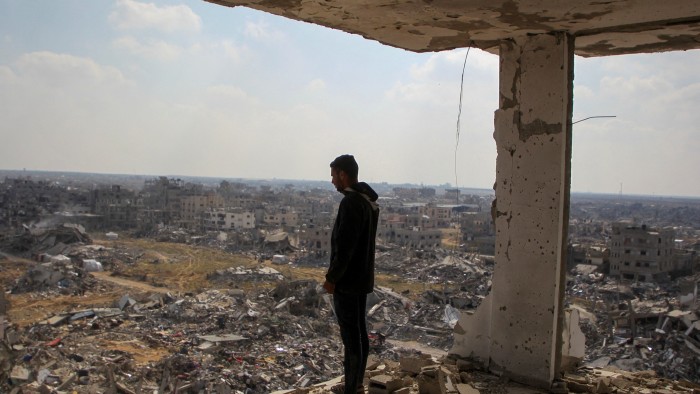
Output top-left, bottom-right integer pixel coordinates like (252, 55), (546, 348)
(323, 280), (335, 294)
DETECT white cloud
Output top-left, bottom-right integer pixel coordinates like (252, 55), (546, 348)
(388, 48), (498, 108)
(113, 36), (183, 61)
(573, 84), (594, 100)
(410, 48), (497, 81)
(445, 48), (498, 71)
(409, 54), (439, 80)
(306, 78), (326, 93)
(206, 85), (258, 104)
(109, 0), (201, 33)
(600, 75), (672, 97)
(385, 81), (449, 105)
(0, 65), (16, 84)
(385, 72), (495, 108)
(244, 20), (285, 42)
(220, 40), (248, 63)
(12, 51), (130, 89)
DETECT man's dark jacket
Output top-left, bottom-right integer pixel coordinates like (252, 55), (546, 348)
(326, 182), (379, 295)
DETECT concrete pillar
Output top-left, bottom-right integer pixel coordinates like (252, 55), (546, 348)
(451, 32), (574, 389)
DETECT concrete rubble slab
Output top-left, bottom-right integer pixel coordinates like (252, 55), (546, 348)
(197, 334), (247, 342)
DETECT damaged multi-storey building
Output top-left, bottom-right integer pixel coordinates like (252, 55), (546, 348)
(2, 6), (700, 381)
(191, 0), (700, 390)
(609, 222), (679, 282)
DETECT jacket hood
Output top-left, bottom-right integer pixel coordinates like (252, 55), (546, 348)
(347, 182), (379, 202)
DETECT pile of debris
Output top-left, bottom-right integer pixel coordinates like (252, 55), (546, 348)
(3, 231), (700, 392)
(0, 224), (91, 257)
(207, 266), (285, 285)
(10, 257), (97, 295)
(287, 353), (700, 394)
(568, 267), (700, 383)
(1, 275), (458, 393)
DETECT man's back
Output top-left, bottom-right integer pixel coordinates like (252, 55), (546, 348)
(328, 184), (379, 294)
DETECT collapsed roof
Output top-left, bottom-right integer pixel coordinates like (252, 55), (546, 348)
(205, 0), (700, 56)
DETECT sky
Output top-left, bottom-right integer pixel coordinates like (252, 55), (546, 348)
(0, 1), (699, 197)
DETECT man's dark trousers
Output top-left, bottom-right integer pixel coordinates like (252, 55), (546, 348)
(333, 291), (369, 393)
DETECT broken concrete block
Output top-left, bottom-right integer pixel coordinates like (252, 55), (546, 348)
(400, 356), (435, 374)
(119, 294), (136, 310)
(368, 369), (386, 377)
(565, 380), (592, 393)
(611, 377), (634, 390)
(417, 375), (444, 394)
(43, 314), (70, 326)
(5, 327), (19, 345)
(455, 384), (479, 394)
(594, 378), (611, 394)
(369, 374), (403, 394)
(419, 365), (446, 378)
(10, 365), (30, 384)
(197, 334), (246, 343)
(197, 341), (216, 351)
(416, 368), (448, 394)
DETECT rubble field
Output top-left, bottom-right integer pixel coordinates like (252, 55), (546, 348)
(0, 229), (700, 393)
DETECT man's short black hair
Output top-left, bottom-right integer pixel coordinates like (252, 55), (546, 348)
(330, 154), (359, 179)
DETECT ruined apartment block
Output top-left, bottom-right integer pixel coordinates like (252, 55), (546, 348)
(299, 225), (332, 255)
(609, 222), (676, 282)
(180, 193), (225, 229)
(202, 209), (256, 231)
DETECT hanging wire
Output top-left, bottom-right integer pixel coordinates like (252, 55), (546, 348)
(454, 45), (471, 190)
(449, 45), (472, 255)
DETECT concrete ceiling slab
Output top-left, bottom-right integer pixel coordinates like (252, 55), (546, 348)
(205, 0), (700, 56)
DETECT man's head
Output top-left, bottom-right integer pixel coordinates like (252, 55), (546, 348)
(330, 154), (359, 192)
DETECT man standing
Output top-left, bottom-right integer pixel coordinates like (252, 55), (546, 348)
(323, 154), (379, 394)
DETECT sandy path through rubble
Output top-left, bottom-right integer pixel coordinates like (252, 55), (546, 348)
(7, 270), (174, 328)
(91, 271), (174, 294)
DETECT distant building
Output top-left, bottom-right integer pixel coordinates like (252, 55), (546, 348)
(419, 187), (436, 198)
(140, 177), (186, 227)
(262, 209), (300, 229)
(419, 204), (453, 228)
(299, 225), (332, 255)
(181, 193), (225, 229)
(202, 209), (256, 231)
(460, 212), (493, 238)
(609, 222), (675, 282)
(393, 187), (420, 199)
(91, 185), (139, 229)
(382, 226), (442, 249)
